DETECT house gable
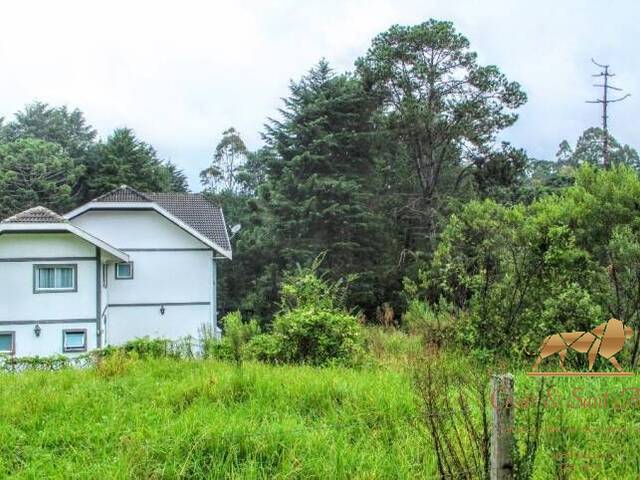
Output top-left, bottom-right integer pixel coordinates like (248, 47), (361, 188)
(64, 186), (232, 258)
(69, 209), (213, 250)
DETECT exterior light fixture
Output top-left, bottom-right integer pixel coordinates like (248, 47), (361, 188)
(34, 324), (41, 337)
(160, 305), (165, 315)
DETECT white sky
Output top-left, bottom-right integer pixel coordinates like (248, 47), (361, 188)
(1, 0), (637, 188)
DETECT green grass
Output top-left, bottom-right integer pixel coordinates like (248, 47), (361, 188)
(514, 373), (640, 479)
(3, 337), (640, 478)
(0, 358), (432, 479)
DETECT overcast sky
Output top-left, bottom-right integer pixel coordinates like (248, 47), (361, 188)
(1, 0), (637, 188)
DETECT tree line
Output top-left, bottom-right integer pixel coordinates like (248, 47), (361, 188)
(0, 102), (188, 218)
(2, 19), (639, 348)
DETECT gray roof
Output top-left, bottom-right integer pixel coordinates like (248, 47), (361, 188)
(91, 186), (230, 252)
(94, 186), (151, 203)
(2, 206), (67, 224)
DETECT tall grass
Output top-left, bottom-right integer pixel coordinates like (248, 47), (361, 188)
(3, 331), (640, 478)
(0, 358), (433, 479)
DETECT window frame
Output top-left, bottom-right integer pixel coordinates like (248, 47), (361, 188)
(33, 264), (78, 294)
(115, 262), (134, 280)
(0, 331), (15, 355)
(62, 329), (87, 353)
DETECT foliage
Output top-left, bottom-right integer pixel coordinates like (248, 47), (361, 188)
(200, 127), (249, 194)
(0, 103), (190, 217)
(0, 353), (92, 372)
(402, 297), (456, 348)
(207, 311), (260, 366)
(241, 60), (389, 317)
(0, 138), (84, 217)
(245, 259), (365, 366)
(84, 128), (176, 198)
(558, 127), (640, 169)
(357, 19), (527, 252)
(430, 165), (640, 360)
(0, 101), (97, 161)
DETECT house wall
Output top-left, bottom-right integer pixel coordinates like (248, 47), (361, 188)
(0, 233), (99, 357)
(72, 210), (206, 249)
(71, 210), (216, 347)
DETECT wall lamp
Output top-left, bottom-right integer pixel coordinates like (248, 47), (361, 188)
(160, 305), (166, 315)
(34, 324), (41, 337)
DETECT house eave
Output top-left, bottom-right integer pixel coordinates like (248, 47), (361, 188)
(64, 202), (232, 260)
(0, 223), (130, 262)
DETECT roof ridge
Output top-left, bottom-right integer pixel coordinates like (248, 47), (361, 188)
(93, 185), (152, 203)
(2, 206), (67, 224)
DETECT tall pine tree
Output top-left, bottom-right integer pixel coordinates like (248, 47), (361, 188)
(247, 60), (387, 315)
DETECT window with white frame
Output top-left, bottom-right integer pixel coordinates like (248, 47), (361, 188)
(34, 265), (77, 293)
(63, 330), (87, 352)
(0, 332), (15, 355)
(115, 262), (134, 280)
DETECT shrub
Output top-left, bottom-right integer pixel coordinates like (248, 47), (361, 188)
(245, 334), (282, 363)
(402, 298), (455, 348)
(270, 307), (364, 366)
(120, 337), (171, 358)
(243, 258), (365, 366)
(207, 311), (260, 366)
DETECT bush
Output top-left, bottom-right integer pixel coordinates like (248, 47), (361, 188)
(402, 298), (455, 348)
(243, 258), (365, 366)
(270, 307), (364, 366)
(206, 311), (260, 365)
(120, 337), (172, 358)
(245, 334), (282, 363)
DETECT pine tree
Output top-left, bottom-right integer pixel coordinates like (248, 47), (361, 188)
(250, 60), (386, 314)
(85, 128), (174, 197)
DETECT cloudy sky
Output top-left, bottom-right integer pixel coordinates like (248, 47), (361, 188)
(1, 0), (637, 188)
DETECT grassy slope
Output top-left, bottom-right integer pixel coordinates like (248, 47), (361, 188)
(0, 358), (432, 479)
(2, 333), (640, 478)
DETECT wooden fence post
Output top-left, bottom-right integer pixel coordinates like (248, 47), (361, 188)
(491, 374), (514, 480)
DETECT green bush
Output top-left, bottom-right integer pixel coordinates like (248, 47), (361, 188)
(244, 258), (365, 366)
(120, 337), (171, 358)
(269, 307), (364, 366)
(402, 299), (455, 348)
(427, 165), (640, 359)
(206, 311), (260, 365)
(245, 334), (282, 363)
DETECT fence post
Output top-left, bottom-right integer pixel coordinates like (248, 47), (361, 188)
(491, 374), (514, 480)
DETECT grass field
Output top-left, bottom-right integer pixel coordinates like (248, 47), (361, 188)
(2, 331), (640, 478)
(0, 355), (432, 479)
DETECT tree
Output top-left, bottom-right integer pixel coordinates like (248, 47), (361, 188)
(558, 127), (639, 169)
(0, 102), (97, 161)
(0, 138), (84, 218)
(165, 161), (190, 192)
(357, 20), (527, 247)
(85, 128), (174, 197)
(200, 127), (248, 194)
(242, 61), (388, 317)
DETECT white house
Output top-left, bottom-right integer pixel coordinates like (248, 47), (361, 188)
(0, 186), (231, 357)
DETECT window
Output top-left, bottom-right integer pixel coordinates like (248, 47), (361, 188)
(34, 265), (77, 293)
(115, 262), (134, 280)
(63, 330), (87, 353)
(0, 332), (14, 355)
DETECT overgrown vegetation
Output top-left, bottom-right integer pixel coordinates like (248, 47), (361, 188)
(210, 259), (365, 366)
(3, 338), (640, 478)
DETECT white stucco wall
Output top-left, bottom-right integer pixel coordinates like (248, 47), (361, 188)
(72, 210), (206, 249)
(105, 304), (209, 345)
(6, 322), (97, 357)
(71, 209), (216, 347)
(0, 233), (99, 356)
